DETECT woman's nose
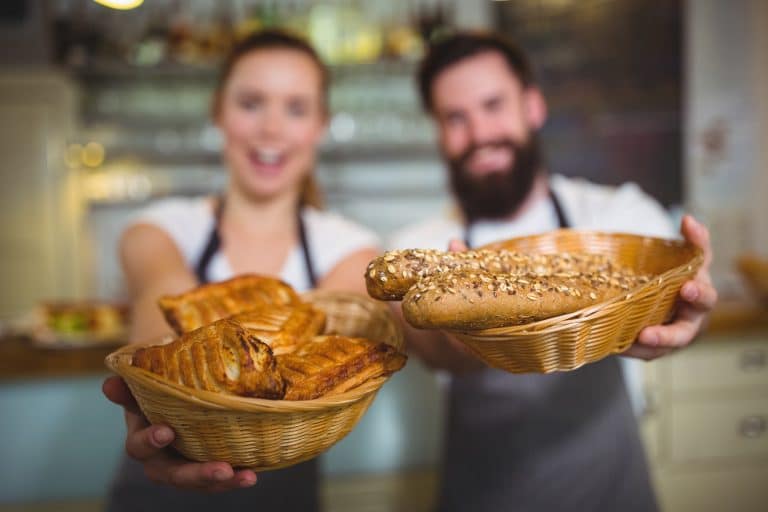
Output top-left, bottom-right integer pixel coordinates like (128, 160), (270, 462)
(258, 107), (285, 140)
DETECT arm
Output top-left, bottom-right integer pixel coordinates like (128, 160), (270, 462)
(317, 246), (380, 295)
(103, 223), (257, 491)
(390, 239), (484, 374)
(392, 304), (484, 374)
(119, 224), (196, 343)
(625, 215), (718, 360)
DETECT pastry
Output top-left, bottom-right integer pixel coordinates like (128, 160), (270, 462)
(365, 249), (616, 301)
(132, 319), (285, 399)
(228, 303), (326, 355)
(158, 274), (301, 334)
(402, 268), (649, 330)
(277, 335), (407, 400)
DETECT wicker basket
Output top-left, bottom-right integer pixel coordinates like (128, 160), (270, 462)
(449, 230), (704, 374)
(104, 290), (404, 470)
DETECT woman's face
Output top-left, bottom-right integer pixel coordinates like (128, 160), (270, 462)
(215, 48), (327, 202)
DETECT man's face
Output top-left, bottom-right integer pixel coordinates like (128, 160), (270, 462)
(431, 51), (545, 220)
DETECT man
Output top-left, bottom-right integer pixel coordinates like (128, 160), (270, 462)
(389, 31), (717, 512)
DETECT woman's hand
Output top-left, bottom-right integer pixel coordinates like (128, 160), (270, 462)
(102, 375), (258, 492)
(625, 215), (718, 360)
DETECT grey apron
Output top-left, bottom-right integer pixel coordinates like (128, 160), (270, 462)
(438, 190), (658, 512)
(104, 198), (320, 512)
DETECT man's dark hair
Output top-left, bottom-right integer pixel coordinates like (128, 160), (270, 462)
(417, 31), (535, 113)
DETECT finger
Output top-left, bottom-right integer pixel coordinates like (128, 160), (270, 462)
(103, 376), (142, 416)
(637, 318), (700, 349)
(147, 459), (255, 491)
(680, 280), (718, 311)
(447, 239), (468, 252)
(680, 215), (712, 267)
(125, 424), (175, 461)
(621, 344), (674, 361)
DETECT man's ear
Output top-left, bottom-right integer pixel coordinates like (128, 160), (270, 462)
(523, 87), (547, 130)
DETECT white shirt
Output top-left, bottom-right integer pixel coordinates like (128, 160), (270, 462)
(387, 174), (677, 415)
(389, 174), (676, 250)
(131, 197), (380, 292)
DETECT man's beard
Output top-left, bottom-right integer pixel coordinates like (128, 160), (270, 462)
(446, 135), (543, 222)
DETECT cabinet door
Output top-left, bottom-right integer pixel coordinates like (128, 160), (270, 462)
(0, 74), (79, 320)
(668, 398), (768, 462)
(665, 339), (768, 393)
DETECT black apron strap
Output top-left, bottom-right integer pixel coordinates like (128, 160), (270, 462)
(194, 197), (318, 288)
(194, 196), (225, 284)
(463, 185), (571, 248)
(549, 187), (571, 229)
(298, 209), (318, 288)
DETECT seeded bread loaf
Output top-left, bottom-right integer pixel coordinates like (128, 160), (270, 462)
(402, 269), (649, 330)
(365, 249), (616, 301)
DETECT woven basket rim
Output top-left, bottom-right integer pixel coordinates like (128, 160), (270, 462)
(104, 290), (402, 413)
(460, 230), (704, 336)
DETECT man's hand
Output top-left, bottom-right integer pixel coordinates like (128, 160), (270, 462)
(625, 215), (718, 360)
(102, 376), (258, 492)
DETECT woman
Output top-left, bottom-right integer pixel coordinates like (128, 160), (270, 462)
(102, 30), (380, 511)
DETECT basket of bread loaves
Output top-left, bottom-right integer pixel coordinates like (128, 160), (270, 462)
(366, 230), (703, 373)
(105, 275), (406, 470)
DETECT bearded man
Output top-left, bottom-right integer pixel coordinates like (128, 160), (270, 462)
(389, 31), (717, 512)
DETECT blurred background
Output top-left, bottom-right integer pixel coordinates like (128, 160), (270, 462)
(0, 0), (767, 511)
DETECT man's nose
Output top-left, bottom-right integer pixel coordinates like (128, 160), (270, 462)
(466, 115), (500, 147)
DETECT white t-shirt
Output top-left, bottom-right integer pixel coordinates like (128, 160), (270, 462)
(387, 174), (677, 415)
(389, 174), (676, 249)
(131, 197), (380, 292)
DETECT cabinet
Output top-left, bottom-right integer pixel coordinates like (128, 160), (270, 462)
(641, 330), (768, 512)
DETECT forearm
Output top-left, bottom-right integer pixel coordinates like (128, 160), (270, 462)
(390, 303), (484, 374)
(127, 273), (196, 344)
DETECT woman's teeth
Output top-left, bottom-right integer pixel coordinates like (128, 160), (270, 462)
(254, 149), (283, 165)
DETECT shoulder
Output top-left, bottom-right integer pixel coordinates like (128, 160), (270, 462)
(387, 214), (462, 250)
(135, 196), (211, 223)
(304, 207), (380, 247)
(127, 196), (214, 264)
(551, 174), (676, 238)
(303, 208), (381, 277)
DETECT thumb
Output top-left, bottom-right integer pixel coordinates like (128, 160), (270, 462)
(448, 239), (468, 252)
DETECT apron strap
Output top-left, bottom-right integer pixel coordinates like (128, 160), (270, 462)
(194, 196), (318, 288)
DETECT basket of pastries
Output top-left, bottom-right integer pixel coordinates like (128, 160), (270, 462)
(366, 230), (703, 373)
(105, 275), (406, 470)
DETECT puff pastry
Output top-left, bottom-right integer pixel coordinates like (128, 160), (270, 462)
(228, 303), (327, 355)
(158, 274), (301, 334)
(132, 319), (285, 399)
(277, 335), (407, 400)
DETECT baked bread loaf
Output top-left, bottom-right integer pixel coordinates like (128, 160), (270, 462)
(402, 268), (649, 330)
(132, 319), (285, 399)
(366, 249), (615, 301)
(228, 303), (326, 355)
(277, 335), (407, 400)
(158, 274), (300, 334)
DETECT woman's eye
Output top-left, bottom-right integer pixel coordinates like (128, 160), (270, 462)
(287, 101), (308, 117)
(445, 112), (465, 126)
(238, 97), (262, 111)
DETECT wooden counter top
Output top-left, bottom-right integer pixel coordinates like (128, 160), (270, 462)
(0, 336), (121, 381)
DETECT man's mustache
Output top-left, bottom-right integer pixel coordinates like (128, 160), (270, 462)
(456, 139), (519, 170)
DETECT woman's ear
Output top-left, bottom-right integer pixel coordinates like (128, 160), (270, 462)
(524, 87), (548, 130)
